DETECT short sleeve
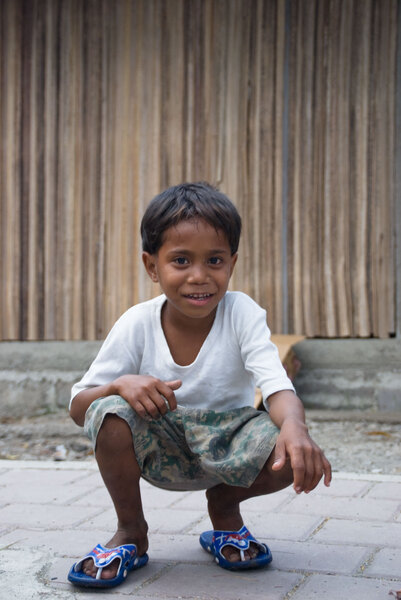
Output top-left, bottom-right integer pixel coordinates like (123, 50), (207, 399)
(69, 307), (144, 408)
(231, 293), (295, 410)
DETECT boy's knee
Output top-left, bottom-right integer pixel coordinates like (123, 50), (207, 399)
(256, 456), (294, 491)
(270, 459), (294, 490)
(275, 461), (294, 487)
(96, 413), (133, 451)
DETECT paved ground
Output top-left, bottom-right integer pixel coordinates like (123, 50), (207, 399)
(2, 409), (401, 474)
(0, 459), (400, 599)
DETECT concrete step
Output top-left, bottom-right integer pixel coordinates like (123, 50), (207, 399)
(0, 339), (400, 418)
(0, 342), (100, 418)
(293, 339), (401, 412)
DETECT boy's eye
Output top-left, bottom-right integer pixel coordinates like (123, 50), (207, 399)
(174, 257), (189, 265)
(208, 257), (222, 265)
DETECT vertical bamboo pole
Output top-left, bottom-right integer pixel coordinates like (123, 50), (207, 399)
(1, 0), (22, 339)
(43, 0), (58, 339)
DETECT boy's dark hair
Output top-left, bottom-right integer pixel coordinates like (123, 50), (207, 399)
(141, 182), (242, 255)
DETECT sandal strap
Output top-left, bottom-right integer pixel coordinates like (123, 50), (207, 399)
(212, 526), (266, 561)
(74, 543), (137, 574)
(237, 525), (267, 552)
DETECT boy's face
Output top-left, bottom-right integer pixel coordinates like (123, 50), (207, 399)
(143, 218), (237, 325)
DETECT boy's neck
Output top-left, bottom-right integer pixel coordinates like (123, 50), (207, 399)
(162, 300), (217, 335)
(161, 301), (218, 366)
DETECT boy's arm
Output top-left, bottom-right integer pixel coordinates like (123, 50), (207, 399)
(70, 382), (118, 427)
(267, 390), (332, 494)
(70, 375), (182, 427)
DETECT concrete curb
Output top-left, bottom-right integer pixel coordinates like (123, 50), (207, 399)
(1, 339), (400, 418)
(2, 459), (401, 482)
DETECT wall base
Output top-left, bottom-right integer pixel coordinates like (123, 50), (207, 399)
(0, 339), (400, 419)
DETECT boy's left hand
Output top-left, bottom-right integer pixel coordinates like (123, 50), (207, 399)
(271, 417), (332, 494)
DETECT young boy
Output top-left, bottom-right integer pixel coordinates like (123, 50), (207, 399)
(68, 182), (331, 588)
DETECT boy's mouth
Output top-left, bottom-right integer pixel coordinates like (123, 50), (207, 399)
(184, 293), (213, 300)
(183, 293), (215, 306)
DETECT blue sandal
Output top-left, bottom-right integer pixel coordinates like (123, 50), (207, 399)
(199, 525), (272, 570)
(68, 543), (148, 588)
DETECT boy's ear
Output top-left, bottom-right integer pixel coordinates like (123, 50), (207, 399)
(142, 252), (159, 283)
(229, 253), (238, 276)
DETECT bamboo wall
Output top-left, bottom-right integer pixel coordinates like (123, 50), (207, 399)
(0, 0), (398, 340)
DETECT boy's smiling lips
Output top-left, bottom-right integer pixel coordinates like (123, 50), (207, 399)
(183, 292), (215, 305)
(183, 292), (214, 298)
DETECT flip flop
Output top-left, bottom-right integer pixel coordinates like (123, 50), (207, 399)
(199, 525), (272, 570)
(67, 543), (148, 588)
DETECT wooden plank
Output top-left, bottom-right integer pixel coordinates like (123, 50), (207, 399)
(138, 0), (162, 303)
(26, 0), (39, 340)
(288, 0), (304, 334)
(95, 0), (109, 338)
(0, 0), (398, 340)
(349, 0), (371, 336)
(106, 0), (132, 324)
(81, 0), (102, 339)
(369, 0), (397, 337)
(1, 0), (22, 339)
(322, 0), (337, 337)
(43, 0), (58, 339)
(254, 334), (305, 408)
(272, 0), (285, 333)
(334, 0), (353, 337)
(271, 334), (305, 362)
(248, 0), (263, 303)
(161, 0), (184, 186)
(300, 0), (318, 336)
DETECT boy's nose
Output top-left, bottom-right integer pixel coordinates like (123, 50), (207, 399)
(187, 264), (208, 283)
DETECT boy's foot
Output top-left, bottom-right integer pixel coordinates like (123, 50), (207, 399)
(199, 525), (272, 570)
(205, 488), (260, 563)
(81, 528), (148, 580)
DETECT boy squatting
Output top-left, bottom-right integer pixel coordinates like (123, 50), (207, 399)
(68, 182), (331, 589)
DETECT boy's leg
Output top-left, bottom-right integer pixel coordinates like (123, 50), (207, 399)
(206, 449), (293, 562)
(82, 414), (148, 580)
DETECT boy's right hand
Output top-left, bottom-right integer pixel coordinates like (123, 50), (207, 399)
(113, 375), (182, 419)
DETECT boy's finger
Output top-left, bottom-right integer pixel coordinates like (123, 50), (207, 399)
(140, 391), (169, 419)
(271, 441), (286, 470)
(292, 467), (306, 493)
(146, 388), (171, 416)
(165, 379), (182, 390)
(289, 451), (306, 493)
(302, 451), (315, 493)
(158, 380), (181, 411)
(323, 456), (332, 486)
(307, 453), (331, 492)
(131, 395), (162, 419)
(307, 460), (324, 492)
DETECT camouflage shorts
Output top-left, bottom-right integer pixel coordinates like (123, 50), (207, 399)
(84, 395), (279, 491)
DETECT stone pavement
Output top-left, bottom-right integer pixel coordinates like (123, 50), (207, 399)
(0, 460), (400, 600)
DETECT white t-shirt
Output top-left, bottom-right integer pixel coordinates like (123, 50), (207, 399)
(70, 291), (295, 411)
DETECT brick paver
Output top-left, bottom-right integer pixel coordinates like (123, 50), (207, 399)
(313, 518), (401, 547)
(364, 547), (401, 577)
(291, 573), (399, 600)
(282, 494), (400, 520)
(0, 460), (400, 599)
(365, 482), (401, 499)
